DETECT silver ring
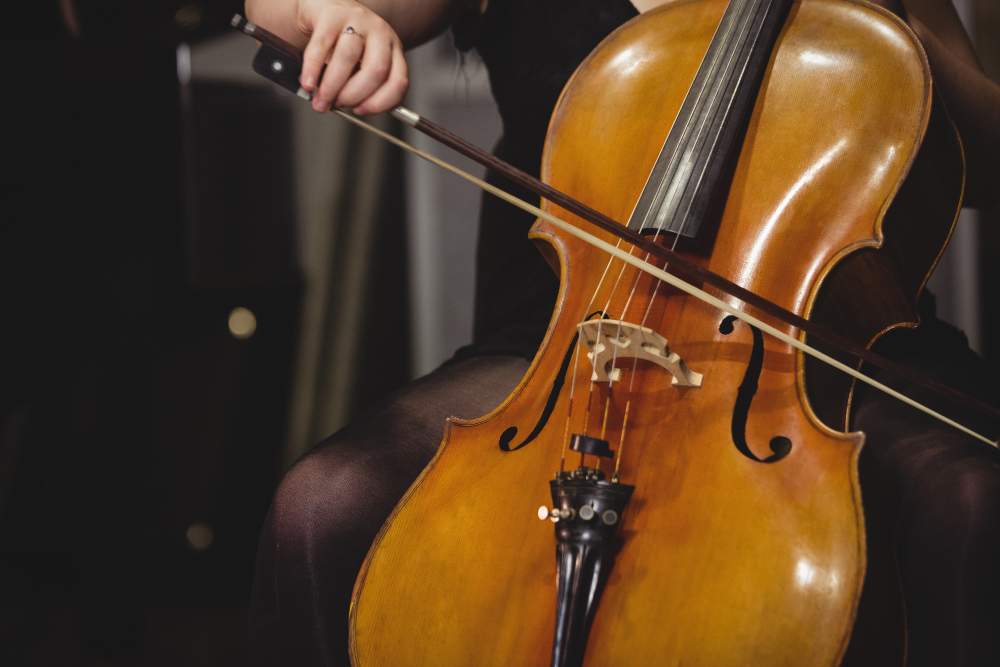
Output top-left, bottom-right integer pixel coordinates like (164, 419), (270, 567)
(343, 26), (364, 39)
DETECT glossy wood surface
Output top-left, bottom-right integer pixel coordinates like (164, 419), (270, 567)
(350, 1), (952, 665)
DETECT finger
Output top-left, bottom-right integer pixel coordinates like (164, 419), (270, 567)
(354, 45), (409, 115)
(301, 19), (339, 95)
(336, 33), (393, 109)
(314, 28), (366, 112)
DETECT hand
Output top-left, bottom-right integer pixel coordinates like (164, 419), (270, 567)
(295, 0), (409, 114)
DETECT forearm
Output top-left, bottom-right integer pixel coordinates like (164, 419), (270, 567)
(371, 0), (467, 48)
(245, 0), (464, 50)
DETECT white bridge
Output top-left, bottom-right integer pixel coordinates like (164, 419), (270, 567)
(577, 320), (703, 387)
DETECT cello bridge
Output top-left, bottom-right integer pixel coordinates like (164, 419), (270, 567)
(577, 320), (702, 387)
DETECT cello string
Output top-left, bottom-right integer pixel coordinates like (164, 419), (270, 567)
(578, 0), (855, 465)
(614, 334), (643, 480)
(588, 221), (676, 466)
(569, 192), (653, 463)
(602, 0), (762, 448)
(633, 0), (767, 322)
(635, 0), (760, 328)
(331, 109), (998, 447)
(581, 258), (635, 463)
(559, 261), (618, 472)
(565, 242), (657, 469)
(586, 256), (639, 444)
(558, 0), (760, 455)
(561, 244), (631, 470)
(573, 241), (666, 468)
(606, 197), (695, 474)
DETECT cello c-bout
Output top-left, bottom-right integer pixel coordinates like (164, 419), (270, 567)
(349, 1), (962, 665)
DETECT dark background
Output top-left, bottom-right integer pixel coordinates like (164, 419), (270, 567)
(1, 2), (410, 665)
(1, 1), (997, 666)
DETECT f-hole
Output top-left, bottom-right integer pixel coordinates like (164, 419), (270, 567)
(499, 312), (608, 452)
(719, 315), (792, 463)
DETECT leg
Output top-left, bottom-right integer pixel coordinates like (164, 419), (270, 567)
(853, 351), (1000, 666)
(247, 355), (530, 666)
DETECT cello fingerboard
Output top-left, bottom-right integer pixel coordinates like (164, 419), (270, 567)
(627, 0), (793, 238)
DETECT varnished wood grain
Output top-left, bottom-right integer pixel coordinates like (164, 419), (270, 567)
(349, 1), (955, 665)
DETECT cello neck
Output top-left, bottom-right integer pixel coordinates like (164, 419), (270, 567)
(627, 0), (794, 238)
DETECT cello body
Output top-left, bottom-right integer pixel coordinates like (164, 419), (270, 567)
(350, 0), (963, 664)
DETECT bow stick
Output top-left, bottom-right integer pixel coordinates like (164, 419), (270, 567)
(231, 15), (999, 446)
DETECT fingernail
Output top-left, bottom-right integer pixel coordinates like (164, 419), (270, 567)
(303, 74), (316, 89)
(353, 106), (367, 116)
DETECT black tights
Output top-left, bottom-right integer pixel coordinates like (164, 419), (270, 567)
(247, 354), (999, 665)
(246, 356), (532, 664)
(851, 350), (1000, 666)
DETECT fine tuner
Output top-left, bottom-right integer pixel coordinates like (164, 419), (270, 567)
(539, 503), (621, 526)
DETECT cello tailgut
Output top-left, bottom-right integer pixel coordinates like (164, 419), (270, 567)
(577, 319), (703, 387)
(547, 465), (634, 667)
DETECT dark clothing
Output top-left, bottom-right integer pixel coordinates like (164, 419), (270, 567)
(853, 314), (1000, 666)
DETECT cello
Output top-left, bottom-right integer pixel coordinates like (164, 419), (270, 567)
(347, 0), (967, 664)
(238, 0), (990, 664)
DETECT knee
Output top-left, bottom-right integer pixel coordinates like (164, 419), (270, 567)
(265, 438), (422, 556)
(265, 450), (369, 550)
(902, 448), (1000, 547)
(943, 455), (1000, 539)
(933, 451), (998, 512)
(248, 452), (369, 664)
(266, 456), (326, 544)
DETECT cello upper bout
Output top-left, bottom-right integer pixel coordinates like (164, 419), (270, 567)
(543, 0), (945, 428)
